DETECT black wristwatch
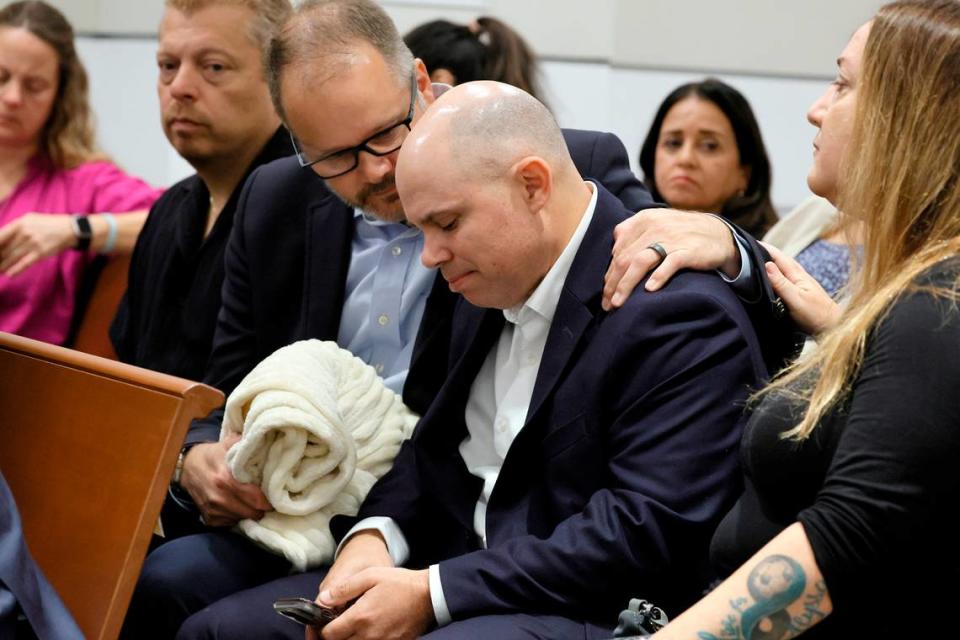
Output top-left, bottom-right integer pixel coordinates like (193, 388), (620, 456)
(71, 214), (92, 251)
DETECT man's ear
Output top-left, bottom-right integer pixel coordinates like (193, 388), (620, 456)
(512, 156), (552, 214)
(414, 58), (436, 106)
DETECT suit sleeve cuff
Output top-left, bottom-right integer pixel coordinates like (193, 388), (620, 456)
(335, 516), (409, 566)
(429, 564), (452, 627)
(707, 215), (755, 298)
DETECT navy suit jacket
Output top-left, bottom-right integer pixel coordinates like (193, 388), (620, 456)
(0, 472), (81, 639)
(186, 129), (658, 445)
(333, 185), (767, 627)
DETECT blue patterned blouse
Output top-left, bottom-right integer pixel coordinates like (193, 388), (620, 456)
(794, 240), (853, 298)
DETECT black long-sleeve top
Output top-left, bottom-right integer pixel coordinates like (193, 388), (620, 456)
(110, 128), (291, 381)
(711, 261), (960, 639)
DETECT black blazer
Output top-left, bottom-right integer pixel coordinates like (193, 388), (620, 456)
(186, 129), (659, 444)
(332, 185), (768, 629)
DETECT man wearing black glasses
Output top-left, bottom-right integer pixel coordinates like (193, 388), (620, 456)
(131, 0), (662, 637)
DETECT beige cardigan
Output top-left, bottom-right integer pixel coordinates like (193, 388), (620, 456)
(763, 195), (838, 257)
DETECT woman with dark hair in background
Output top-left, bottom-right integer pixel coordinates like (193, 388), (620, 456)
(0, 0), (161, 345)
(640, 78), (777, 238)
(403, 15), (545, 103)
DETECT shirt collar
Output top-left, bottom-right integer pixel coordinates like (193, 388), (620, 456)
(503, 181), (599, 326)
(353, 207), (422, 238)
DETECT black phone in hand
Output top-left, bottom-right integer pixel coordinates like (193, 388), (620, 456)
(273, 597), (340, 628)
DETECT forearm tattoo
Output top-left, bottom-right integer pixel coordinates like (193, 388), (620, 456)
(696, 554), (829, 640)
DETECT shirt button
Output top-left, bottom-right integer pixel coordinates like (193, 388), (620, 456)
(378, 314), (389, 326)
(525, 354), (538, 366)
(495, 418), (506, 433)
(392, 246), (403, 257)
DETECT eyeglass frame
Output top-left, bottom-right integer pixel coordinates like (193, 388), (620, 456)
(289, 72), (419, 179)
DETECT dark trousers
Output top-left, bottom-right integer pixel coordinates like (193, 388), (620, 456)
(120, 531), (292, 639)
(176, 570), (614, 640)
(179, 567), (612, 640)
(123, 515), (614, 640)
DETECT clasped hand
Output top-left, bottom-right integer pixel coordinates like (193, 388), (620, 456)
(0, 213), (76, 276)
(305, 531), (432, 640)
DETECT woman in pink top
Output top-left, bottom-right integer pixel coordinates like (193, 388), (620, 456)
(0, 0), (161, 345)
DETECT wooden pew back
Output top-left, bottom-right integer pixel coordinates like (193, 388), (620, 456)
(0, 332), (223, 640)
(69, 253), (132, 359)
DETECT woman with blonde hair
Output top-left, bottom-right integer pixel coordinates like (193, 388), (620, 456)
(0, 0), (160, 345)
(647, 1), (960, 638)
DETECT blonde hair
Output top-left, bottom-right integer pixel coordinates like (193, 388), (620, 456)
(0, 1), (100, 169)
(768, 0), (960, 440)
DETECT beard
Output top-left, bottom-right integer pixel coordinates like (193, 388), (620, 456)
(328, 175), (407, 223)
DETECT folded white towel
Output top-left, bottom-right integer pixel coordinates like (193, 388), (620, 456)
(221, 340), (419, 570)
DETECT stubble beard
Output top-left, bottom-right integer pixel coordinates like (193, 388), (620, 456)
(327, 175), (407, 224)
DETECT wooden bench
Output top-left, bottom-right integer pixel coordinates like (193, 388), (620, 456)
(0, 332), (223, 640)
(69, 253), (132, 359)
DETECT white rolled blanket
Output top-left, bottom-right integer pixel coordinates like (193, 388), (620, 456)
(221, 339), (419, 570)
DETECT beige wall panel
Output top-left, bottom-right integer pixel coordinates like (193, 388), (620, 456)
(95, 0), (163, 34)
(486, 0), (616, 60)
(50, 0), (100, 33)
(611, 0), (881, 77)
(382, 4), (482, 35)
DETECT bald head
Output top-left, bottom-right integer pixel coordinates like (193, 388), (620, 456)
(399, 81), (572, 184)
(397, 81), (593, 310)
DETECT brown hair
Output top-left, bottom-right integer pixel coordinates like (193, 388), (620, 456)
(0, 0), (99, 169)
(768, 0), (960, 440)
(266, 0), (413, 122)
(474, 17), (544, 102)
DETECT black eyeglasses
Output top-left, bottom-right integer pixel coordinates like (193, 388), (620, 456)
(290, 73), (418, 179)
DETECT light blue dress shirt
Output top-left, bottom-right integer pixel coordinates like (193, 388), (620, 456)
(336, 209), (436, 395)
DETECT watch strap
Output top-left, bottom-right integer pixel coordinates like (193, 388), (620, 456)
(172, 443), (196, 486)
(71, 214), (92, 251)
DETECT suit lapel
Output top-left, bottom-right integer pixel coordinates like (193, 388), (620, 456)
(419, 303), (504, 446)
(419, 304), (504, 533)
(403, 274), (457, 414)
(525, 294), (594, 424)
(525, 185), (625, 427)
(300, 187), (354, 340)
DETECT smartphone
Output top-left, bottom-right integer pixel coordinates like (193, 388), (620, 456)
(273, 597), (340, 627)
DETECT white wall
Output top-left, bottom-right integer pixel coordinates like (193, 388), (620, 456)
(76, 37), (829, 211)
(69, 0), (880, 210)
(76, 37), (193, 189)
(542, 61), (827, 212)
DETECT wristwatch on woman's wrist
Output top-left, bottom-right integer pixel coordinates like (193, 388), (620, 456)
(70, 214), (92, 250)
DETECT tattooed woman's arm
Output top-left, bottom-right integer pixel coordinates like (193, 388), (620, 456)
(651, 523), (832, 640)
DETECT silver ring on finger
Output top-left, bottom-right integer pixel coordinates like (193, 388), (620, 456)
(646, 242), (668, 264)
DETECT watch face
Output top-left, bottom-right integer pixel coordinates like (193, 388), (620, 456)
(72, 215), (93, 250)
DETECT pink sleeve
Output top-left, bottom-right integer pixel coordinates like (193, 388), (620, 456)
(72, 161), (164, 214)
